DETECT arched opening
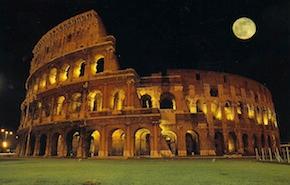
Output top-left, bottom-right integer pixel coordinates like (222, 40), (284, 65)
(87, 91), (102, 111)
(22, 135), (28, 156)
(96, 58), (104, 73)
(51, 133), (63, 156)
(29, 134), (36, 156)
(186, 131), (199, 156)
(79, 62), (86, 77)
(91, 56), (105, 74)
(39, 73), (47, 89)
(160, 92), (176, 109)
(261, 134), (265, 148)
(237, 101), (244, 119)
(228, 132), (237, 153)
(59, 64), (70, 82)
(211, 100), (222, 120)
(141, 94), (152, 108)
(109, 129), (125, 156)
(196, 100), (203, 113)
(210, 87), (218, 97)
(70, 93), (82, 113)
(253, 134), (258, 149)
(73, 60), (86, 78)
(33, 78), (39, 93)
(111, 90), (125, 111)
(161, 130), (178, 156)
(215, 131), (224, 156)
(135, 128), (151, 156)
(267, 135), (272, 149)
(56, 96), (65, 115)
(89, 130), (101, 157)
(39, 134), (47, 156)
(224, 101), (234, 121)
(48, 68), (57, 85)
(66, 130), (80, 157)
(242, 134), (249, 154)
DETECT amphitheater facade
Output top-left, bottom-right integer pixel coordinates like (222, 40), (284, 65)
(17, 10), (280, 158)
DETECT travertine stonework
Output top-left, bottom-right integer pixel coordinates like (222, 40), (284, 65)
(17, 10), (280, 158)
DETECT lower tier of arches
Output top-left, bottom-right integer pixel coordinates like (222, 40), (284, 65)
(17, 122), (280, 158)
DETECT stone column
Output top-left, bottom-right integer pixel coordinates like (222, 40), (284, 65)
(236, 131), (244, 154)
(102, 84), (110, 111)
(45, 133), (51, 157)
(125, 79), (135, 110)
(248, 133), (254, 154)
(33, 135), (40, 156)
(99, 126), (108, 157)
(151, 121), (160, 157)
(124, 124), (133, 157)
(177, 125), (186, 157)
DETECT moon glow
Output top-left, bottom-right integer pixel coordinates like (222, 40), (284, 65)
(232, 17), (256, 40)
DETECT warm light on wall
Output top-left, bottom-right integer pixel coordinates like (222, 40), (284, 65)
(263, 111), (269, 125)
(70, 93), (82, 112)
(211, 102), (222, 120)
(111, 89), (125, 111)
(247, 104), (255, 119)
(73, 59), (86, 78)
(88, 91), (103, 111)
(59, 64), (70, 82)
(39, 74), (47, 89)
(2, 141), (8, 148)
(91, 55), (104, 74)
(49, 68), (57, 85)
(224, 102), (234, 121)
(56, 96), (65, 115)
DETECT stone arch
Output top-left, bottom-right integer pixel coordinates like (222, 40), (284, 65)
(211, 100), (222, 120)
(70, 93), (82, 113)
(59, 64), (70, 82)
(87, 90), (102, 111)
(185, 130), (199, 156)
(109, 128), (125, 156)
(66, 130), (80, 157)
(224, 100), (234, 121)
(73, 59), (86, 78)
(160, 92), (176, 109)
(196, 100), (203, 113)
(140, 94), (152, 108)
(88, 130), (101, 157)
(242, 134), (249, 154)
(39, 134), (47, 156)
(215, 131), (224, 156)
(111, 89), (125, 111)
(92, 55), (105, 74)
(228, 132), (237, 153)
(161, 130), (178, 156)
(48, 67), (57, 85)
(134, 128), (151, 156)
(51, 133), (63, 156)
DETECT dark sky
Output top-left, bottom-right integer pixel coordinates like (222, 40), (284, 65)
(0, 0), (289, 142)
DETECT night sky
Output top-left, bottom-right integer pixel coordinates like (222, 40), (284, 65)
(0, 0), (289, 142)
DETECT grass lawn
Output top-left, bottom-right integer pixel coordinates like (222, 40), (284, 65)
(0, 158), (289, 185)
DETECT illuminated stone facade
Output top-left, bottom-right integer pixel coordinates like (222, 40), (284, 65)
(17, 10), (280, 158)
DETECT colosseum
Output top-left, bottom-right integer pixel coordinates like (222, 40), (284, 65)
(17, 10), (280, 158)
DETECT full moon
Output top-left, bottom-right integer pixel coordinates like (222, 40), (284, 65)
(232, 17), (256, 40)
